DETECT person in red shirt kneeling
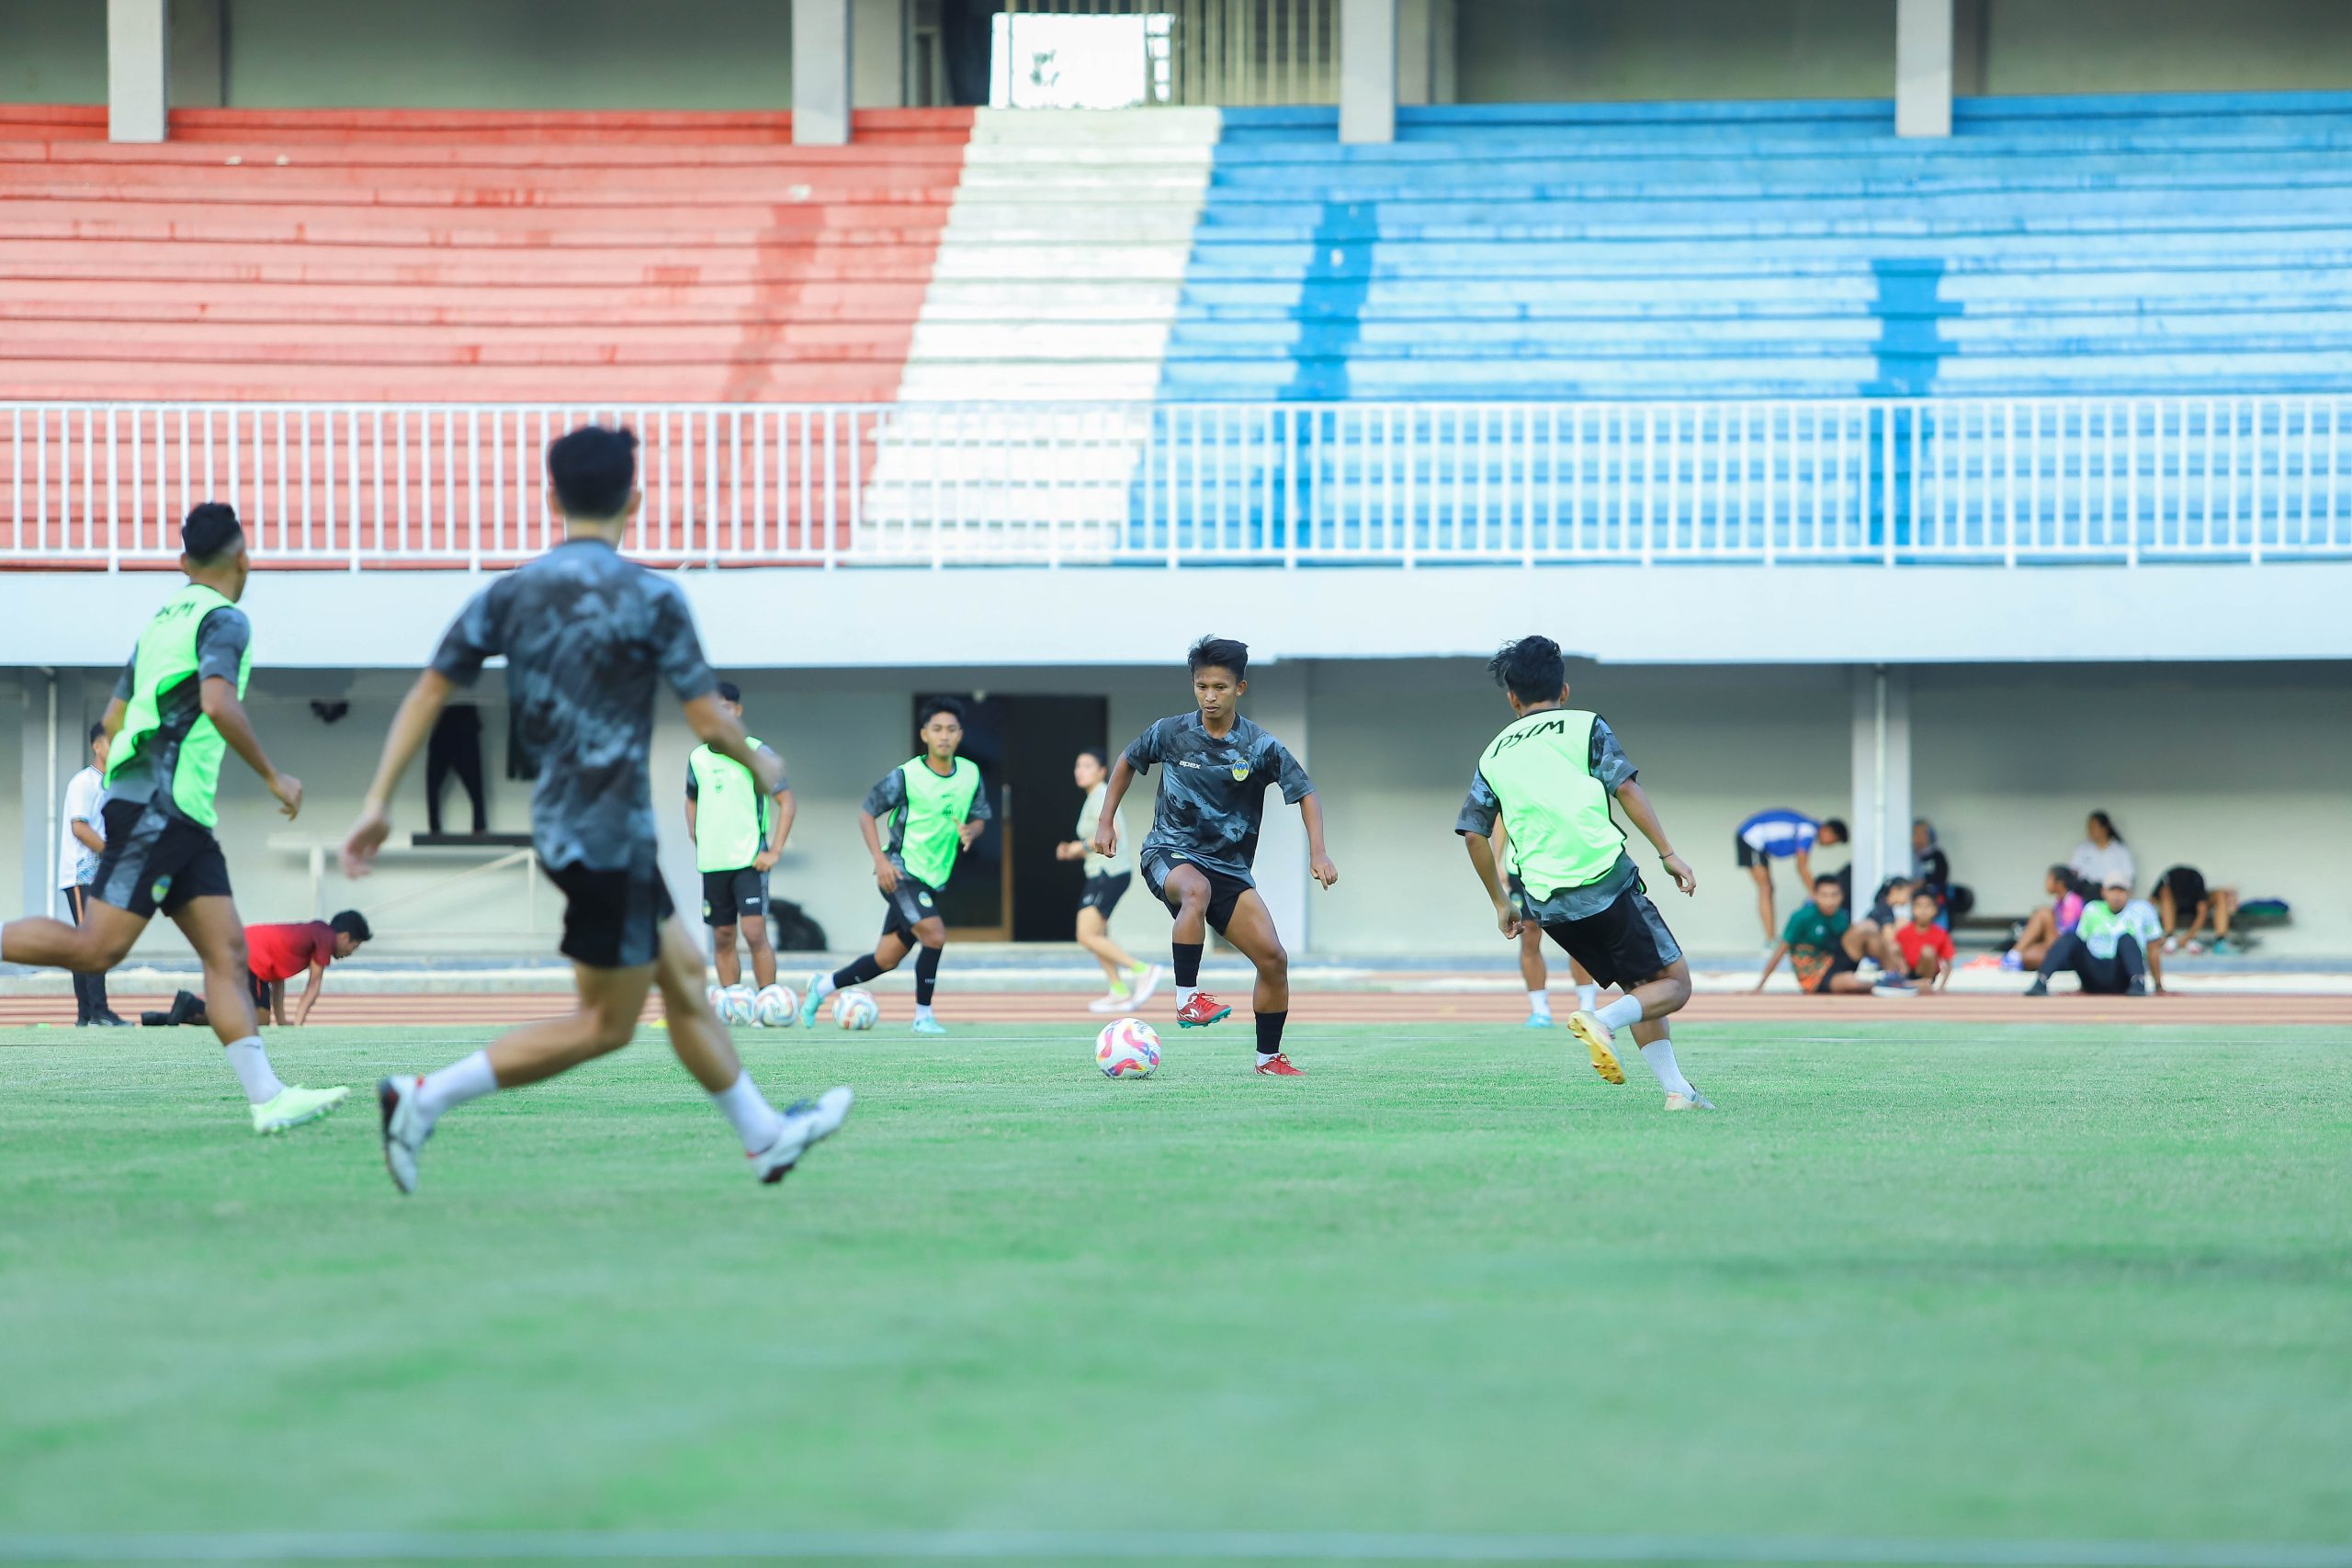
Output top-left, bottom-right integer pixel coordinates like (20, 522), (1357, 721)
(246, 910), (371, 1027)
(1893, 891), (1955, 992)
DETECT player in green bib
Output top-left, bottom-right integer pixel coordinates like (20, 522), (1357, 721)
(685, 681), (795, 991)
(1, 504), (347, 1135)
(1455, 636), (1712, 1111)
(799, 697), (991, 1035)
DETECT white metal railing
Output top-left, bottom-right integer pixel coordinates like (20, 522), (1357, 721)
(5, 396), (2346, 570)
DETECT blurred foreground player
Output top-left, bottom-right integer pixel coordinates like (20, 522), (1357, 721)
(2, 504), (345, 1134)
(1458, 636), (1710, 1111)
(345, 425), (850, 1195)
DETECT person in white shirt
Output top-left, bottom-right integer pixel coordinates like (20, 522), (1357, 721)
(58, 723), (126, 1027)
(1056, 749), (1164, 1015)
(2027, 879), (2165, 997)
(2067, 809), (2136, 894)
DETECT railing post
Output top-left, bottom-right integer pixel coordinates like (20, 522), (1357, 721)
(106, 407), (119, 573)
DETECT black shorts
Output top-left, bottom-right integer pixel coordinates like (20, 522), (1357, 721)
(1802, 943), (1862, 995)
(247, 969), (273, 1012)
(1538, 880), (1683, 992)
(880, 873), (944, 939)
(1141, 852), (1252, 936)
(700, 866), (769, 928)
(2156, 865), (2207, 914)
(1080, 872), (1131, 918)
(545, 860), (674, 970)
(89, 798), (233, 919)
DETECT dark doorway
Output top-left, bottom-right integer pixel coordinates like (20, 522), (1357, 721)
(912, 692), (1109, 942)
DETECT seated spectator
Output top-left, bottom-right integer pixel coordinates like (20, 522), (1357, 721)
(1894, 890), (1956, 990)
(2153, 864), (2239, 954)
(1911, 817), (1973, 924)
(1856, 874), (1914, 966)
(2027, 880), (2165, 997)
(1755, 874), (1908, 996)
(2006, 865), (2086, 971)
(2068, 810), (2135, 893)
(1735, 808), (1846, 946)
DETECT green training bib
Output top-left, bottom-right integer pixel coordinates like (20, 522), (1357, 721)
(108, 582), (251, 829)
(1476, 708), (1623, 896)
(690, 737), (769, 872)
(894, 756), (981, 888)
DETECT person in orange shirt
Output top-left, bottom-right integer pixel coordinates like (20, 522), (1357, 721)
(1893, 890), (1956, 992)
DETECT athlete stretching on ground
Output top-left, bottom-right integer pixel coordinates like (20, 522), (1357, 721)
(347, 425), (849, 1195)
(1094, 637), (1336, 1076)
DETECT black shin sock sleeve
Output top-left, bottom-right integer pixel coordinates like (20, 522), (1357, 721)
(1173, 941), (1204, 988)
(832, 953), (886, 990)
(1255, 1010), (1288, 1056)
(914, 944), (942, 1007)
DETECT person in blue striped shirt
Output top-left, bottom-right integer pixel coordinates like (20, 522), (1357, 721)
(1736, 808), (1846, 947)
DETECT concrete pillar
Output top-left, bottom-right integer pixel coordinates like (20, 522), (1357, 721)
(793, 0), (854, 145)
(169, 0), (227, 108)
(853, 0), (906, 109)
(1244, 661), (1313, 953)
(107, 0), (170, 144)
(1896, 0), (1953, 139)
(1848, 666), (1913, 908)
(1339, 0), (1396, 146)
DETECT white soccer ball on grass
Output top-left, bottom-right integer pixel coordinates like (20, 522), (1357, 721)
(754, 984), (799, 1028)
(1095, 1016), (1161, 1078)
(832, 987), (880, 1031)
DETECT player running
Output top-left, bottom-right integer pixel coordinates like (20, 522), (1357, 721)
(799, 696), (989, 1036)
(345, 425), (850, 1195)
(1055, 747), (1163, 1014)
(1457, 635), (1711, 1111)
(3, 504), (344, 1134)
(686, 680), (795, 991)
(1487, 814), (1600, 1028)
(1092, 637), (1337, 1076)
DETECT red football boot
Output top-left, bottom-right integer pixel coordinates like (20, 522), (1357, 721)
(1175, 991), (1232, 1029)
(1253, 1053), (1305, 1077)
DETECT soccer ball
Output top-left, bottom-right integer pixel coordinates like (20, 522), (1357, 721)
(832, 987), (879, 1030)
(706, 983), (726, 1013)
(1095, 1016), (1161, 1078)
(754, 984), (798, 1028)
(718, 985), (759, 1026)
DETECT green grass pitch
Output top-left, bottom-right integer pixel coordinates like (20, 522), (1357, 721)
(2, 1021), (2348, 1564)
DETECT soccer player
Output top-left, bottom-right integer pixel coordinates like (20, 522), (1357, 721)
(1, 503), (345, 1133)
(245, 910), (373, 1026)
(798, 696), (989, 1036)
(59, 721), (128, 1027)
(1458, 636), (1710, 1111)
(1091, 637), (1336, 1076)
(1055, 747), (1163, 1014)
(1736, 807), (1848, 945)
(686, 680), (795, 990)
(346, 425), (851, 1195)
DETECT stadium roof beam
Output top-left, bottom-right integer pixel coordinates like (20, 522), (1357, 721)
(1897, 0), (1953, 138)
(1340, 0), (1397, 144)
(107, 0), (169, 144)
(794, 0), (854, 145)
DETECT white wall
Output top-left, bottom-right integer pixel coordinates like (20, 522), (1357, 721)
(12, 659), (2348, 967)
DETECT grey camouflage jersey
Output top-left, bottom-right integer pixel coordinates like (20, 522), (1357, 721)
(1123, 711), (1313, 886)
(430, 537), (716, 873)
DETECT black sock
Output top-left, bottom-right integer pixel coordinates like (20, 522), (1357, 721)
(914, 944), (942, 1007)
(1255, 1010), (1287, 1057)
(1173, 942), (1204, 988)
(831, 953), (885, 990)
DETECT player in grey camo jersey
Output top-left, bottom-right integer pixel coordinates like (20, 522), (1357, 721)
(342, 425), (851, 1197)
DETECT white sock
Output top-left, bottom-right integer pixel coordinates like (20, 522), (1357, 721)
(1257, 1050), (1279, 1065)
(415, 1050), (499, 1125)
(1594, 994), (1645, 1032)
(709, 1071), (786, 1155)
(1177, 985), (1198, 1007)
(222, 1036), (287, 1105)
(810, 973), (839, 1002)
(1575, 983), (1599, 1012)
(1639, 1037), (1695, 1099)
(1526, 987), (1552, 1021)
(915, 1003), (935, 1024)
